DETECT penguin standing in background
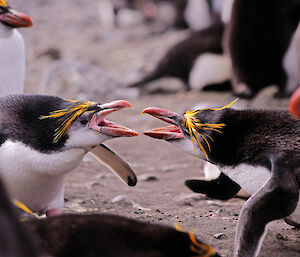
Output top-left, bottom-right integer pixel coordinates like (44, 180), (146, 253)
(24, 213), (221, 257)
(127, 0), (235, 92)
(0, 0), (33, 96)
(128, 20), (231, 91)
(0, 94), (138, 217)
(225, 0), (300, 98)
(142, 102), (299, 257)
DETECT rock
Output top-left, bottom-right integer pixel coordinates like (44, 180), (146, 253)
(276, 233), (288, 241)
(111, 195), (151, 211)
(40, 61), (139, 101)
(138, 173), (158, 181)
(174, 193), (206, 202)
(214, 233), (226, 240)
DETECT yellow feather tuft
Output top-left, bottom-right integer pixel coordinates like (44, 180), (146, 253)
(40, 100), (98, 143)
(184, 99), (238, 160)
(174, 222), (184, 232)
(189, 232), (217, 257)
(14, 200), (33, 214)
(0, 0), (8, 7)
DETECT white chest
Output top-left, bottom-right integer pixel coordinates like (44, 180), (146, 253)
(220, 164), (271, 194)
(0, 140), (87, 211)
(0, 27), (25, 96)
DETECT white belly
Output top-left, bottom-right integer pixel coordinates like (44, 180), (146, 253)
(189, 53), (231, 91)
(0, 28), (25, 96)
(220, 164), (271, 195)
(0, 140), (86, 212)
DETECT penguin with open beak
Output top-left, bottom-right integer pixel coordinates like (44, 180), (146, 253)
(142, 102), (300, 257)
(24, 213), (220, 257)
(0, 0), (33, 97)
(0, 94), (138, 217)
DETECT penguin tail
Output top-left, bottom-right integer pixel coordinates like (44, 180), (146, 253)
(185, 174), (241, 200)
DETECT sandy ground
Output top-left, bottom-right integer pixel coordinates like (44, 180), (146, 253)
(11, 0), (300, 256)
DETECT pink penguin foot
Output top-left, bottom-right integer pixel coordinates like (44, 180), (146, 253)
(46, 209), (61, 217)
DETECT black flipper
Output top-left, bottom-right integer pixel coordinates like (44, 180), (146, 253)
(185, 172), (241, 200)
(234, 158), (299, 257)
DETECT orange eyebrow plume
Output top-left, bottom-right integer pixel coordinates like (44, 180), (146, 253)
(184, 99), (238, 160)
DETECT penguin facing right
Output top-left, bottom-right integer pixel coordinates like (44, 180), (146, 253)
(25, 213), (221, 257)
(142, 102), (299, 257)
(0, 94), (138, 216)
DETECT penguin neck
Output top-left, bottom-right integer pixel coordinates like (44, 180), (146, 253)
(0, 24), (25, 97)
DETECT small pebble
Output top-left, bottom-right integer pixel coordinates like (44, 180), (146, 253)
(214, 233), (226, 240)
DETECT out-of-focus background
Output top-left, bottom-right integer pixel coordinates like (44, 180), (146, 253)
(11, 0), (299, 256)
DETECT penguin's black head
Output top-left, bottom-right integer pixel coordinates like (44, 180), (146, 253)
(142, 100), (237, 160)
(0, 0), (33, 28)
(0, 95), (138, 153)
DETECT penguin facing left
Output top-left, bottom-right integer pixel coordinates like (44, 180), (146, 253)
(0, 0), (33, 96)
(127, 20), (231, 92)
(0, 94), (138, 216)
(24, 213), (221, 257)
(142, 103), (299, 257)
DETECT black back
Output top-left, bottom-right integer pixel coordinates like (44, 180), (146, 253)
(25, 214), (220, 257)
(188, 108), (300, 169)
(227, 0), (300, 97)
(128, 20), (224, 89)
(0, 94), (72, 152)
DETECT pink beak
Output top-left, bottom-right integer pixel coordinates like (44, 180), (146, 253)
(142, 107), (184, 140)
(0, 8), (33, 28)
(89, 100), (138, 137)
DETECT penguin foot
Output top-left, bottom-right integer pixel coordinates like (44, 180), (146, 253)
(185, 173), (241, 200)
(46, 209), (61, 217)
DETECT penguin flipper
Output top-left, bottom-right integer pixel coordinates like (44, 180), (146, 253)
(185, 172), (241, 200)
(234, 158), (299, 256)
(89, 144), (137, 186)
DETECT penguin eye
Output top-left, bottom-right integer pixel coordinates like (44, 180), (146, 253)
(80, 117), (88, 125)
(0, 7), (6, 13)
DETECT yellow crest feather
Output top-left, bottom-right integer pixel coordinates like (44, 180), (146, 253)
(40, 99), (98, 143)
(189, 232), (217, 257)
(184, 99), (238, 160)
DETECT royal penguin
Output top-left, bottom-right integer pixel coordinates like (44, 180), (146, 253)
(0, 0), (33, 96)
(24, 213), (220, 257)
(142, 101), (300, 256)
(0, 94), (138, 216)
(128, 20), (231, 92)
(225, 0), (300, 98)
